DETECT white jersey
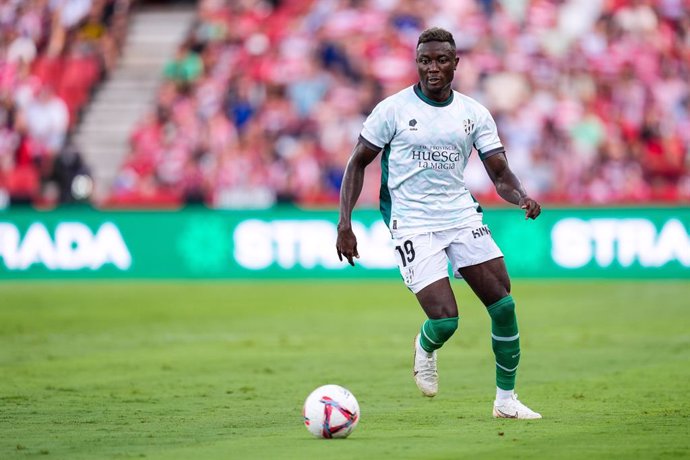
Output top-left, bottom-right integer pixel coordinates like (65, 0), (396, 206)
(360, 84), (505, 238)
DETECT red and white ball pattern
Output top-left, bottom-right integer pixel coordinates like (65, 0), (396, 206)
(303, 384), (360, 439)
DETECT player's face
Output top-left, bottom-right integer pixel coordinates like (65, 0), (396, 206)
(416, 41), (458, 101)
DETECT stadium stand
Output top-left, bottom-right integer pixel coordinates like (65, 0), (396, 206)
(74, 5), (195, 204)
(3, 0), (689, 208)
(0, 0), (132, 207)
(107, 0), (690, 208)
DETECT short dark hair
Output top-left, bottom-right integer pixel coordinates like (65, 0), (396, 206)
(417, 27), (456, 51)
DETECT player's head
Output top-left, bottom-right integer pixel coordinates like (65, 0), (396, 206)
(416, 27), (459, 100)
(417, 27), (456, 52)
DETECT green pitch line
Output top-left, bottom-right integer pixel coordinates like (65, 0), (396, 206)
(0, 280), (688, 459)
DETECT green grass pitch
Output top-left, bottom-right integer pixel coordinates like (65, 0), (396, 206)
(1, 280), (688, 459)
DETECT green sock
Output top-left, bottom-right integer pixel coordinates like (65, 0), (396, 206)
(419, 317), (458, 352)
(487, 295), (520, 390)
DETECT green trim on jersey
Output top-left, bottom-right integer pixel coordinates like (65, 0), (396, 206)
(413, 83), (454, 107)
(379, 144), (392, 227)
(470, 193), (483, 214)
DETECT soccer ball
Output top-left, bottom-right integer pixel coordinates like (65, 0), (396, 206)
(302, 384), (360, 439)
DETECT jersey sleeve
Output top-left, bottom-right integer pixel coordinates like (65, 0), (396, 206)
(472, 104), (505, 160)
(360, 99), (395, 150)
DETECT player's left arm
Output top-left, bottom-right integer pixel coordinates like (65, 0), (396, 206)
(482, 152), (541, 220)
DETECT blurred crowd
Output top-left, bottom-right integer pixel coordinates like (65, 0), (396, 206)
(4, 0), (687, 208)
(0, 0), (130, 207)
(110, 0), (690, 208)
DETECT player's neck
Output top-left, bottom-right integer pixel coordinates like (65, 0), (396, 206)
(414, 83), (454, 106)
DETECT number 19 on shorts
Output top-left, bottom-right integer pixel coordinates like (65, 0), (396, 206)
(395, 240), (416, 267)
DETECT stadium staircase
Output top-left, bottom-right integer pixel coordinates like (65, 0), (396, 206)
(74, 6), (196, 202)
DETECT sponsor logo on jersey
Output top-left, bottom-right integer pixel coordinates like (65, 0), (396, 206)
(411, 144), (461, 170)
(408, 119), (418, 131)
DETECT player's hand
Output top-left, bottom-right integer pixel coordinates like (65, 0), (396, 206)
(519, 197), (541, 220)
(336, 225), (359, 266)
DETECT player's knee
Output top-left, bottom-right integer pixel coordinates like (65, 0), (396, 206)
(487, 295), (515, 324)
(433, 316), (458, 342)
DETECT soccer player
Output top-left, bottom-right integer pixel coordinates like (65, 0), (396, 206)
(336, 27), (542, 419)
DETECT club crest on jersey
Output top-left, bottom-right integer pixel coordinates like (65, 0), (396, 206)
(463, 118), (475, 135)
(408, 119), (418, 131)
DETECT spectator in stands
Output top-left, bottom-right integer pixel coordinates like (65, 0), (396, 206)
(48, 140), (92, 203)
(0, 96), (20, 204)
(17, 84), (69, 160)
(5, 30), (38, 66)
(164, 41), (204, 89)
(51, 0), (93, 29)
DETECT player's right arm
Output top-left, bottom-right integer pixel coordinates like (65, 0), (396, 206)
(336, 137), (382, 266)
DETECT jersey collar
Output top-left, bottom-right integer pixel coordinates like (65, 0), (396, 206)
(413, 83), (454, 107)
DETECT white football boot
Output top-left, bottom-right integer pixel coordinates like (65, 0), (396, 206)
(492, 394), (542, 419)
(413, 334), (438, 397)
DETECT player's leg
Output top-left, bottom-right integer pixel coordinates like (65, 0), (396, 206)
(459, 258), (516, 391)
(395, 232), (459, 397)
(459, 258), (541, 419)
(412, 278), (459, 397)
(415, 277), (459, 350)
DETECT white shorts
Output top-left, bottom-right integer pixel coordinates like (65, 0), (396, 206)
(392, 222), (504, 294)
